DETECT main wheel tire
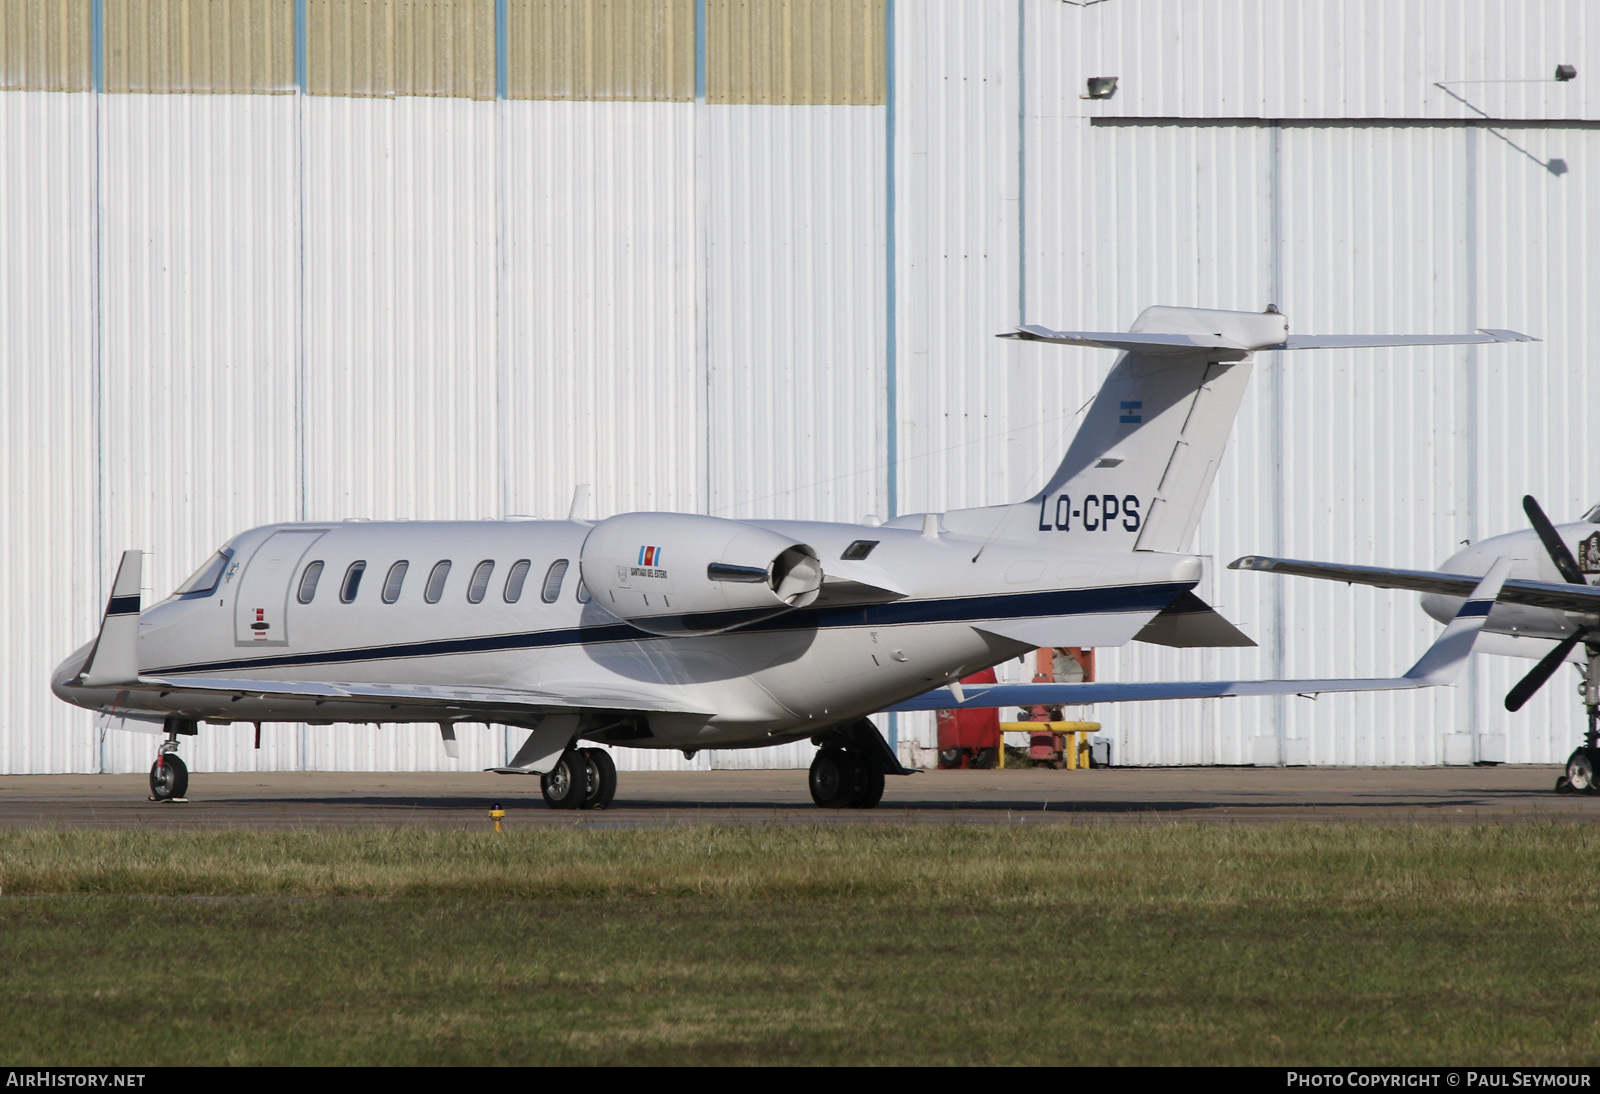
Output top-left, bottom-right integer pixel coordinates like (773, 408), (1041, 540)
(579, 747), (617, 810)
(149, 754), (188, 801)
(541, 752), (592, 809)
(1566, 748), (1599, 795)
(937, 748), (963, 769)
(849, 764), (886, 809)
(809, 748), (862, 808)
(972, 747), (998, 770)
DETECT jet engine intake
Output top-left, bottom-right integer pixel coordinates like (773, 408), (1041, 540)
(580, 513), (823, 636)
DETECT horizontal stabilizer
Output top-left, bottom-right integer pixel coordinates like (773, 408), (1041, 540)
(1229, 555), (1600, 615)
(887, 561), (1511, 712)
(1003, 325), (1537, 357)
(80, 550), (143, 687)
(1001, 327), (1260, 358)
(1274, 330), (1538, 350)
(1133, 591), (1256, 648)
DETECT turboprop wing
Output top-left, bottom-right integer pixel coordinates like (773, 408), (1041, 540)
(1228, 556), (1600, 616)
(889, 561), (1510, 712)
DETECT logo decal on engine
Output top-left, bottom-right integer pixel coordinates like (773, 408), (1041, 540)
(632, 545), (667, 580)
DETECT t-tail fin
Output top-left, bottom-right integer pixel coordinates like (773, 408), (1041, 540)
(935, 306), (1534, 553)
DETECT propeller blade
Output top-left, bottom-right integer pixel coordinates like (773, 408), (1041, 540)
(1524, 495), (1587, 585)
(1505, 633), (1583, 712)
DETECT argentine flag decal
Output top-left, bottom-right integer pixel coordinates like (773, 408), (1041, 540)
(1119, 400), (1142, 424)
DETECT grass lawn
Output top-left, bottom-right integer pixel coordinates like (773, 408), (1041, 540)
(2, 824), (1597, 1065)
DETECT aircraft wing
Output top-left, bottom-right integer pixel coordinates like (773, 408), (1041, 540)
(887, 560), (1510, 712)
(135, 675), (716, 718)
(1229, 555), (1600, 614)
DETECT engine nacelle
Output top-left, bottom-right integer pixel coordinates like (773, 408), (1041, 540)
(579, 513), (823, 636)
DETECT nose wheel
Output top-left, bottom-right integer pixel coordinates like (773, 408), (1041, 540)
(149, 751), (189, 802)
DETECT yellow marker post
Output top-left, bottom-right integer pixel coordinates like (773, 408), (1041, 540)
(489, 803), (505, 832)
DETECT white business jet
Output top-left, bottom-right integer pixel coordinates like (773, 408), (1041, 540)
(1233, 495), (1600, 791)
(52, 306), (1531, 808)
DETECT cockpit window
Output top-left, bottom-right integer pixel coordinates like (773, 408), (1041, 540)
(173, 549), (233, 599)
(1584, 503), (1600, 524)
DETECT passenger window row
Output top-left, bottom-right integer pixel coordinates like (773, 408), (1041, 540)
(296, 557), (578, 606)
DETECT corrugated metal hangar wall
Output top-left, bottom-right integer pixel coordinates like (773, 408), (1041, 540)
(2, 0), (1595, 776)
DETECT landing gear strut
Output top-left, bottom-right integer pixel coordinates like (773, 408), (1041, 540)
(1556, 664), (1600, 795)
(1555, 674), (1593, 793)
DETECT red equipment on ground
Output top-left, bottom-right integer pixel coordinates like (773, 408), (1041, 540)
(935, 650), (1097, 769)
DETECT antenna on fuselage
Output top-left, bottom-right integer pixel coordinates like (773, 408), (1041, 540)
(568, 484), (592, 524)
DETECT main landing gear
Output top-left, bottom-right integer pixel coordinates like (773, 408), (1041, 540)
(148, 718), (196, 802)
(809, 747), (885, 808)
(540, 747), (617, 810)
(807, 717), (914, 809)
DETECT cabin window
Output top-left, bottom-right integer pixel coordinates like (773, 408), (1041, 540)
(503, 559), (532, 603)
(467, 560), (495, 604)
(841, 540), (879, 560)
(173, 548), (233, 599)
(296, 561), (325, 604)
(382, 561), (408, 603)
(424, 560), (452, 604)
(340, 561), (367, 604)
(542, 559), (569, 603)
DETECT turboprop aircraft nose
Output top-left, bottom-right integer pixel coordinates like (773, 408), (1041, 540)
(51, 643), (92, 703)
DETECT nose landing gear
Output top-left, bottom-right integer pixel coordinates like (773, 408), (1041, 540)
(1554, 661), (1600, 795)
(147, 717), (196, 802)
(149, 740), (189, 802)
(1555, 665), (1593, 793)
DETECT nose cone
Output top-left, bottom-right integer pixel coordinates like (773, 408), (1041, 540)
(51, 642), (93, 704)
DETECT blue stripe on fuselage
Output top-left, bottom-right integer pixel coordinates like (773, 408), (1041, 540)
(151, 581), (1191, 676)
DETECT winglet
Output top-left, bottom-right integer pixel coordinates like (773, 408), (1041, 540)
(1400, 557), (1512, 684)
(79, 549), (143, 687)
